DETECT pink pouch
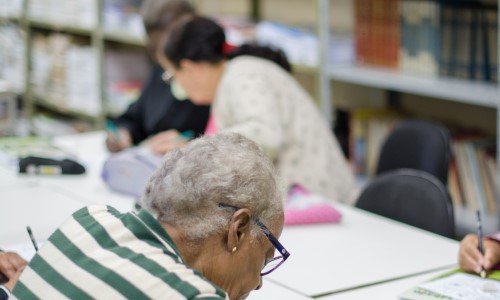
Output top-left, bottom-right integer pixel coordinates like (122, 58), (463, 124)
(284, 184), (342, 226)
(204, 114), (217, 136)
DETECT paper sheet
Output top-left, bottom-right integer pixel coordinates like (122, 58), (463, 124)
(419, 273), (500, 300)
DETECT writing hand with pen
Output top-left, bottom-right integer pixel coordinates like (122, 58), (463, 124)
(459, 233), (500, 276)
(148, 129), (194, 155)
(105, 121), (133, 153)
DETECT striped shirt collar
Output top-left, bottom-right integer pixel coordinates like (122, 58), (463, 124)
(136, 209), (183, 260)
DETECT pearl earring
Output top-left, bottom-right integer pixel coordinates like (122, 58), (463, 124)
(232, 246), (237, 253)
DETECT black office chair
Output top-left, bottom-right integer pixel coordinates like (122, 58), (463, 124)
(376, 120), (451, 185)
(356, 169), (455, 239)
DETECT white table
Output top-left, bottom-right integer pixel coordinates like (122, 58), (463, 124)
(50, 131), (137, 209)
(247, 279), (311, 300)
(320, 267), (456, 300)
(0, 132), (461, 299)
(0, 184), (86, 245)
(268, 204), (459, 297)
(0, 132), (135, 209)
(0, 132), (135, 246)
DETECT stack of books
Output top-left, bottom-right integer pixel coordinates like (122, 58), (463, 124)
(348, 109), (404, 176)
(440, 0), (498, 83)
(0, 0), (23, 18)
(103, 0), (145, 38)
(28, 0), (97, 28)
(0, 24), (25, 93)
(449, 134), (497, 218)
(31, 33), (100, 116)
(354, 0), (498, 83)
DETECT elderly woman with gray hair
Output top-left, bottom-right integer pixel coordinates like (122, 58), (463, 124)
(14, 133), (288, 300)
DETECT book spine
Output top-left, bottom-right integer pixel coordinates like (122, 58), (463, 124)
(400, 0), (440, 76)
(464, 142), (487, 214)
(354, 0), (400, 68)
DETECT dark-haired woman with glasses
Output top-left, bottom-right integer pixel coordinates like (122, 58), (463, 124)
(156, 16), (358, 204)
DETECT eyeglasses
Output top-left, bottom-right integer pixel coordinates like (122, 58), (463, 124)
(162, 69), (174, 84)
(218, 203), (290, 276)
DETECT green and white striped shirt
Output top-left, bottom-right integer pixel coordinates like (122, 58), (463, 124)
(14, 206), (229, 300)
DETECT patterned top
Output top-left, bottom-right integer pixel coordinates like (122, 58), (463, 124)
(13, 206), (228, 300)
(214, 56), (358, 204)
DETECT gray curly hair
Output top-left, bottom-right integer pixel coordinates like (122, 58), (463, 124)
(141, 132), (284, 240)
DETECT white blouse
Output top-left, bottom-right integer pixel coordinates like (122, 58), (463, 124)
(213, 56), (358, 204)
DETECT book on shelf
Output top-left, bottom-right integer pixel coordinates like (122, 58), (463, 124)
(0, 23), (25, 93)
(400, 0), (440, 77)
(0, 0), (23, 18)
(355, 0), (400, 69)
(439, 1), (498, 83)
(477, 145), (497, 213)
(450, 134), (497, 216)
(28, 0), (98, 29)
(348, 109), (403, 176)
(447, 128), (499, 235)
(31, 32), (100, 117)
(447, 158), (463, 208)
(103, 0), (145, 38)
(453, 141), (477, 212)
(353, 0), (498, 83)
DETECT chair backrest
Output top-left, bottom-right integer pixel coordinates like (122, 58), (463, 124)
(376, 120), (451, 185)
(356, 169), (455, 238)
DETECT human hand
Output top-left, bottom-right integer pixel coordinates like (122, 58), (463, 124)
(459, 234), (500, 273)
(148, 129), (189, 155)
(106, 128), (132, 152)
(0, 252), (27, 291)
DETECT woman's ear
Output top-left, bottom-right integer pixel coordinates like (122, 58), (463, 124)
(227, 208), (252, 253)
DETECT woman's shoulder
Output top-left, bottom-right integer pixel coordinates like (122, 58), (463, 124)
(226, 55), (284, 76)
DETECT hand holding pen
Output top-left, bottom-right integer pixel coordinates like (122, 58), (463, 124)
(458, 220), (500, 276)
(105, 121), (132, 153)
(149, 129), (194, 155)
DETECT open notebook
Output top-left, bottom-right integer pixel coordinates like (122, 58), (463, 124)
(399, 269), (500, 300)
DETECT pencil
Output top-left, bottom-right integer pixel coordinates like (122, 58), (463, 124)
(26, 226), (39, 251)
(476, 210), (486, 278)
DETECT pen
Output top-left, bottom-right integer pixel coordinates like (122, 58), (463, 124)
(26, 226), (39, 251)
(178, 130), (194, 142)
(106, 120), (121, 143)
(476, 210), (486, 278)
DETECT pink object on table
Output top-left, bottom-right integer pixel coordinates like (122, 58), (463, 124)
(284, 184), (342, 225)
(204, 114), (217, 136)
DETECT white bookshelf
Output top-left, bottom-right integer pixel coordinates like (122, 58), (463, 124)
(103, 31), (146, 46)
(328, 65), (499, 108)
(322, 0), (500, 234)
